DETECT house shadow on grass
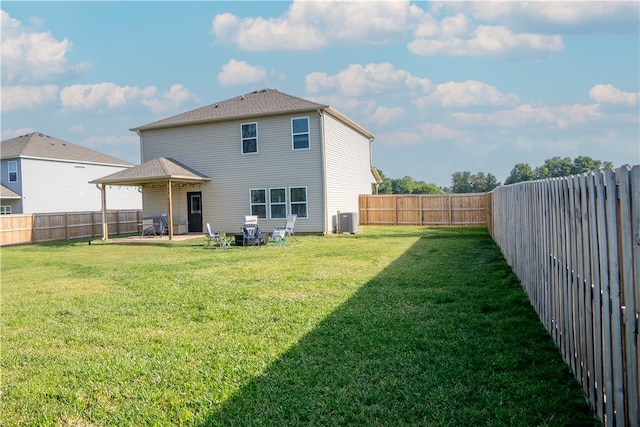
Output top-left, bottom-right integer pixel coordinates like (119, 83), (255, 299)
(201, 228), (597, 427)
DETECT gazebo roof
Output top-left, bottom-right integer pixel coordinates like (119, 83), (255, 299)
(90, 157), (210, 186)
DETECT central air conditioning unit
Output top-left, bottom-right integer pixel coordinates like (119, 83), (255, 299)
(337, 211), (358, 234)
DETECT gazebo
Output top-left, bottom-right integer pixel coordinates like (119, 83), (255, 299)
(90, 157), (210, 240)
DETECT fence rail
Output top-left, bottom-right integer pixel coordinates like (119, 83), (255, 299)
(490, 166), (639, 427)
(359, 193), (488, 226)
(0, 210), (142, 246)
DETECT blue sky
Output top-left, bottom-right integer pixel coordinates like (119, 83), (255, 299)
(2, 1), (639, 188)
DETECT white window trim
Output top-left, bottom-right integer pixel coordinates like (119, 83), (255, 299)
(268, 187), (287, 220)
(289, 186), (308, 219)
(291, 117), (310, 150)
(249, 188), (267, 219)
(8, 161), (17, 183)
(241, 122), (258, 154)
(0, 206), (11, 215)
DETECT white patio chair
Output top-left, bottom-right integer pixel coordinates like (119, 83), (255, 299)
(274, 214), (297, 240)
(206, 223), (231, 249)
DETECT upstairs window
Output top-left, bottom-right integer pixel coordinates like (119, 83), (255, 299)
(0, 206), (11, 215)
(292, 117), (309, 150)
(242, 123), (258, 154)
(250, 188), (267, 219)
(289, 187), (307, 219)
(269, 188), (287, 219)
(8, 161), (17, 182)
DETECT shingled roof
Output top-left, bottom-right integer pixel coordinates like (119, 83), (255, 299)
(132, 88), (329, 132)
(1, 132), (134, 166)
(90, 157), (210, 185)
(1, 184), (20, 199)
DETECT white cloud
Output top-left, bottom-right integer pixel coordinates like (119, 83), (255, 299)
(60, 82), (157, 110)
(409, 24), (563, 57)
(1, 127), (35, 141)
(306, 62), (432, 97)
(413, 80), (518, 108)
(1, 84), (59, 112)
(453, 103), (601, 129)
(376, 129), (425, 146)
(81, 134), (138, 150)
(212, 0), (416, 51)
(453, 1), (639, 31)
(217, 59), (267, 87)
(370, 106), (405, 126)
(141, 84), (200, 114)
(1, 10), (90, 84)
(589, 84), (639, 107)
(416, 123), (461, 140)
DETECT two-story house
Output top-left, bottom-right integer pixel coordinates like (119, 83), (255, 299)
(92, 89), (378, 237)
(1, 132), (142, 214)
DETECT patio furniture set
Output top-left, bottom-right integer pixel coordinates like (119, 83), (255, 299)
(205, 215), (296, 249)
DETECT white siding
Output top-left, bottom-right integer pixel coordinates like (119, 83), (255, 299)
(140, 113), (325, 234)
(323, 113), (374, 232)
(20, 158), (141, 214)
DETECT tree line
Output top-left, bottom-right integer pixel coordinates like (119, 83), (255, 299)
(377, 155), (619, 194)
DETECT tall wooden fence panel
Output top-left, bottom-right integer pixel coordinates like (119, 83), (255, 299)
(489, 166), (639, 427)
(0, 210), (142, 246)
(359, 194), (487, 226)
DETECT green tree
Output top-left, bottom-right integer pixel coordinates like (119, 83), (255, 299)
(376, 170), (393, 194)
(413, 182), (444, 194)
(451, 171), (473, 193)
(482, 173), (500, 192)
(535, 156), (573, 179)
(505, 163), (534, 185)
(451, 171), (500, 193)
(392, 176), (416, 194)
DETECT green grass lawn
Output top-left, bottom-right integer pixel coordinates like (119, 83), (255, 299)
(1, 227), (598, 426)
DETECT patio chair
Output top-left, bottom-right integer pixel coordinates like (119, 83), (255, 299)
(242, 223), (262, 246)
(274, 214), (297, 240)
(272, 229), (287, 247)
(244, 215), (259, 227)
(206, 223), (231, 249)
(140, 218), (158, 237)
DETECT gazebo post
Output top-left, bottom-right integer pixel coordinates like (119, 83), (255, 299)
(167, 180), (174, 240)
(101, 184), (108, 241)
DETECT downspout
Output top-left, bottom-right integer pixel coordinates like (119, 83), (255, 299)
(318, 108), (328, 235)
(370, 138), (379, 194)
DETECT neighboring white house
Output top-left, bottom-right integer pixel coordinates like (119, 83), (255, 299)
(92, 89), (378, 236)
(0, 132), (142, 214)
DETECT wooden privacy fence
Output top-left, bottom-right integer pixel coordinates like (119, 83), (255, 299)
(359, 193), (488, 226)
(490, 166), (639, 427)
(0, 210), (142, 246)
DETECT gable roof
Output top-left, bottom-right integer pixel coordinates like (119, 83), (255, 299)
(132, 89), (328, 132)
(1, 184), (20, 199)
(90, 157), (210, 185)
(1, 132), (134, 166)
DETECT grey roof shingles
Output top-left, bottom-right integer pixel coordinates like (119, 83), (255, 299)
(90, 157), (210, 185)
(1, 132), (134, 166)
(132, 88), (329, 131)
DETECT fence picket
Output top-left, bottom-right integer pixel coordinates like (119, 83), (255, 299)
(0, 210), (142, 246)
(490, 167), (638, 426)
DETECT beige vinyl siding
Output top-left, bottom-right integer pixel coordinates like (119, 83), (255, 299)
(139, 113), (325, 234)
(323, 113), (374, 232)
